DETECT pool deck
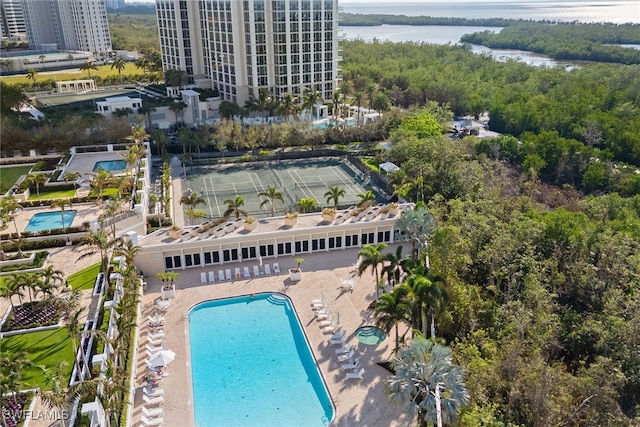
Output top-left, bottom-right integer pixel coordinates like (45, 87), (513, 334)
(64, 152), (132, 177)
(134, 245), (412, 426)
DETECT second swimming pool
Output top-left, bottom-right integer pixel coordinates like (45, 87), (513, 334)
(189, 293), (334, 426)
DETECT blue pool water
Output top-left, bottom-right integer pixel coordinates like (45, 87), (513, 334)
(93, 160), (127, 172)
(24, 210), (77, 232)
(189, 293), (334, 427)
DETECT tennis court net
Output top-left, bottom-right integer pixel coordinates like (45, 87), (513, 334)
(198, 178), (354, 197)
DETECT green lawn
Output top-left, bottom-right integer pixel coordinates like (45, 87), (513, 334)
(68, 262), (101, 291)
(362, 157), (380, 173)
(28, 189), (77, 200)
(0, 63), (142, 86)
(0, 165), (33, 194)
(0, 328), (74, 390)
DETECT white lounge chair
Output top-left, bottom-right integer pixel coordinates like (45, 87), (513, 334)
(335, 344), (353, 355)
(208, 271), (216, 283)
(147, 315), (165, 324)
(144, 344), (163, 353)
(141, 415), (163, 426)
(235, 267), (242, 280)
(142, 387), (163, 397)
(315, 309), (332, 320)
(253, 265), (260, 277)
(264, 264), (271, 275)
(200, 272), (207, 284)
(243, 266), (250, 279)
(143, 394), (164, 405)
(330, 336), (346, 346)
(338, 349), (355, 362)
(318, 318), (335, 328)
(346, 368), (365, 380)
(341, 357), (359, 371)
(330, 330), (345, 341)
(218, 270), (225, 282)
(147, 336), (163, 346)
(322, 323), (341, 334)
(225, 269), (232, 281)
(147, 331), (164, 340)
(142, 406), (163, 418)
(273, 262), (280, 274)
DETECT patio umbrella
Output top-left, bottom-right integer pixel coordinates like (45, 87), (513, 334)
(148, 349), (176, 367)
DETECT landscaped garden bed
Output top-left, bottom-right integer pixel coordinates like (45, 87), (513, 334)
(0, 251), (49, 273)
(1, 391), (34, 427)
(1, 300), (61, 332)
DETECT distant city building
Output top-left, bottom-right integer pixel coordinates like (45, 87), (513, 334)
(1, 0), (112, 53)
(105, 0), (125, 9)
(155, 0), (340, 107)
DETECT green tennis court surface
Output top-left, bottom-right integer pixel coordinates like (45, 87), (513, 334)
(186, 158), (382, 219)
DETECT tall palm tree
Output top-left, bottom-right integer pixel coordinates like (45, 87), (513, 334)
(40, 266), (65, 297)
(400, 264), (448, 339)
(357, 243), (388, 298)
(324, 186), (346, 209)
(382, 245), (408, 287)
(370, 287), (411, 351)
(137, 105), (157, 130)
(50, 199), (73, 231)
(0, 196), (24, 256)
(258, 186), (285, 216)
(223, 195), (248, 219)
(111, 57), (126, 81)
(25, 68), (37, 83)
(395, 205), (436, 263)
(91, 169), (114, 203)
(27, 173), (48, 198)
(297, 197), (319, 213)
(180, 191), (206, 224)
(302, 87), (322, 120)
(277, 92), (300, 121)
(77, 227), (122, 276)
(386, 338), (469, 427)
(79, 60), (98, 78)
(38, 361), (98, 427)
(4, 274), (27, 306)
(0, 350), (32, 408)
(170, 101), (188, 128)
(257, 88), (272, 123)
(63, 172), (82, 192)
(356, 190), (376, 208)
(164, 68), (187, 90)
(134, 56), (151, 75)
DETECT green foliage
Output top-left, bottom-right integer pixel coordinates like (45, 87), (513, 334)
(0, 165), (32, 194)
(67, 262), (101, 291)
(0, 251), (49, 273)
(396, 110), (443, 139)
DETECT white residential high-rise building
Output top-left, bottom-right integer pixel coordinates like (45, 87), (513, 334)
(155, 0), (339, 106)
(4, 0), (112, 53)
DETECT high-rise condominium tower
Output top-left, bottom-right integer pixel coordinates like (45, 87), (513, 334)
(1, 0), (112, 53)
(155, 0), (339, 106)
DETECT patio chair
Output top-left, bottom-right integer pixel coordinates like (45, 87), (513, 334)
(243, 266), (250, 279)
(200, 272), (207, 284)
(341, 357), (359, 371)
(208, 271), (216, 283)
(346, 368), (365, 380)
(147, 331), (164, 340)
(253, 265), (260, 277)
(225, 269), (232, 281)
(330, 335), (346, 346)
(142, 394), (164, 406)
(273, 262), (280, 274)
(144, 344), (164, 353)
(142, 406), (163, 418)
(142, 387), (163, 397)
(141, 416), (163, 427)
(147, 336), (163, 346)
(330, 329), (345, 341)
(236, 267), (243, 280)
(335, 344), (353, 355)
(338, 349), (356, 362)
(264, 264), (271, 275)
(218, 270), (225, 282)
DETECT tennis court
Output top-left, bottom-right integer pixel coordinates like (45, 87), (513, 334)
(185, 158), (381, 219)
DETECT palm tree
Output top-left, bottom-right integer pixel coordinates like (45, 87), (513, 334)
(111, 57), (126, 81)
(0, 350), (32, 408)
(38, 361), (98, 427)
(40, 266), (65, 297)
(257, 88), (272, 123)
(4, 274), (27, 305)
(357, 243), (388, 298)
(365, 81), (378, 110)
(302, 87), (322, 120)
(180, 191), (206, 224)
(50, 199), (73, 232)
(356, 190), (376, 208)
(77, 227), (122, 276)
(324, 186), (346, 209)
(395, 205), (436, 263)
(223, 195), (248, 219)
(138, 105), (157, 130)
(258, 186), (284, 216)
(170, 101), (188, 127)
(277, 92), (300, 122)
(370, 287), (411, 351)
(386, 338), (469, 427)
(164, 68), (187, 90)
(25, 68), (37, 83)
(27, 173), (48, 198)
(91, 169), (114, 202)
(382, 245), (408, 287)
(297, 197), (319, 214)
(79, 60), (98, 78)
(0, 196), (24, 256)
(63, 172), (82, 192)
(134, 56), (151, 75)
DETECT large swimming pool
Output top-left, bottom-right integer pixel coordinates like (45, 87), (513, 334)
(189, 293), (334, 426)
(24, 210), (76, 232)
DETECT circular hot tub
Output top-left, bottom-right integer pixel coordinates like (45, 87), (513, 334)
(354, 326), (386, 345)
